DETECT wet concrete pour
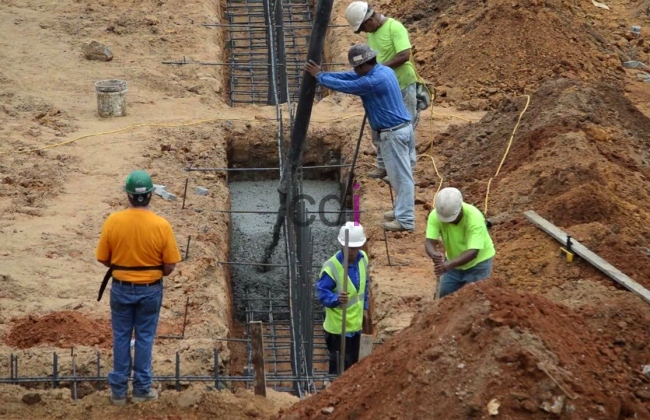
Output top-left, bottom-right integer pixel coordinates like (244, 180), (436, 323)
(229, 179), (342, 321)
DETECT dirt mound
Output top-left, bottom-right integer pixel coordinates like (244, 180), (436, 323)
(278, 281), (650, 419)
(415, 78), (650, 290)
(4, 311), (112, 349)
(384, 0), (632, 107)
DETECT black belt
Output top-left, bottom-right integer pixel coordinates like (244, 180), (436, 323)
(97, 265), (164, 302)
(378, 121), (410, 133)
(112, 278), (162, 287)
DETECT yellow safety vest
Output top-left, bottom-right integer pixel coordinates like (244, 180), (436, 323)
(320, 251), (368, 335)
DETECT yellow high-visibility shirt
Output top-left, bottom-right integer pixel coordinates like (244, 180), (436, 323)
(426, 203), (496, 270)
(367, 18), (417, 90)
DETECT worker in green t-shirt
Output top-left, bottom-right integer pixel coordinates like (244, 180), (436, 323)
(345, 1), (419, 180)
(425, 187), (496, 298)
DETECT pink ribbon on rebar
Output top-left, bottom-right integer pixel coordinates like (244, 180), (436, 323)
(353, 182), (360, 226)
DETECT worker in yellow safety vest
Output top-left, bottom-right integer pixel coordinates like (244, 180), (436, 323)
(317, 222), (370, 374)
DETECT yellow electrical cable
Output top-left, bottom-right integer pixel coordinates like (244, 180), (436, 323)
(411, 76), (444, 208)
(0, 112), (367, 156)
(483, 94), (531, 216)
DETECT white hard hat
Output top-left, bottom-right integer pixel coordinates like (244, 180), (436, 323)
(345, 1), (373, 34)
(338, 221), (367, 247)
(434, 187), (463, 223)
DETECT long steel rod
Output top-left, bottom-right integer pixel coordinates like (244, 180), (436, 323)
(0, 375), (336, 383)
(217, 261), (288, 267)
(163, 61), (345, 67)
(186, 164), (351, 172)
(203, 23), (346, 28)
(216, 210), (362, 215)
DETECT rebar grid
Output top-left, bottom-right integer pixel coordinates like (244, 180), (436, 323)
(226, 0), (322, 105)
(1, 350), (336, 399)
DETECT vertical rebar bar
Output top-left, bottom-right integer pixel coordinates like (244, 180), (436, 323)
(71, 347), (77, 401)
(175, 352), (181, 391)
(53, 352), (58, 388)
(274, 0), (288, 103)
(213, 348), (219, 389)
(96, 352), (101, 390)
(182, 178), (189, 209)
(268, 290), (279, 389)
(263, 0), (278, 105)
(181, 296), (189, 337)
(185, 236), (191, 261)
(383, 229), (393, 266)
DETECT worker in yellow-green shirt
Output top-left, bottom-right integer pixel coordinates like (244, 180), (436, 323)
(345, 1), (419, 180)
(425, 188), (495, 298)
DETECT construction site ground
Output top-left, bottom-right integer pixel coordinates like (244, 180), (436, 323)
(1, 0), (650, 418)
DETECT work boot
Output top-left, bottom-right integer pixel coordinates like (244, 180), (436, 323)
(383, 210), (395, 221)
(382, 220), (413, 232)
(132, 389), (158, 404)
(368, 167), (387, 179)
(111, 394), (126, 406)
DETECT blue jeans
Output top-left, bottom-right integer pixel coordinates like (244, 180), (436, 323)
(380, 125), (416, 230)
(373, 83), (418, 170)
(439, 258), (493, 298)
(109, 280), (163, 398)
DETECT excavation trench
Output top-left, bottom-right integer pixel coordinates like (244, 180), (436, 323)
(226, 123), (347, 322)
(223, 122), (363, 390)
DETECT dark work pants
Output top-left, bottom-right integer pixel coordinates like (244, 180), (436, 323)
(325, 332), (361, 374)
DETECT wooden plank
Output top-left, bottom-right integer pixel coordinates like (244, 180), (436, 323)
(524, 210), (650, 305)
(250, 321), (267, 397)
(359, 334), (374, 360)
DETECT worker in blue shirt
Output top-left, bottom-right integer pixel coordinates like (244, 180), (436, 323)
(305, 44), (416, 232)
(317, 222), (370, 374)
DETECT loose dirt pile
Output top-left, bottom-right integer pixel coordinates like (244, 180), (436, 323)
(0, 385), (298, 420)
(4, 311), (112, 349)
(278, 281), (650, 419)
(415, 78), (650, 291)
(382, 0), (644, 108)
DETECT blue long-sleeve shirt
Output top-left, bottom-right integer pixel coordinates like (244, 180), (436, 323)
(317, 251), (369, 337)
(316, 64), (411, 132)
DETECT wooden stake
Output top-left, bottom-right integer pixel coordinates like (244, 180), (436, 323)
(250, 321), (267, 397)
(339, 229), (349, 375)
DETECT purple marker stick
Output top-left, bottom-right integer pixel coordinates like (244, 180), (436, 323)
(353, 182), (360, 226)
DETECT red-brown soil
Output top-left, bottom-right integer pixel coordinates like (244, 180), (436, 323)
(382, 0), (649, 108)
(278, 281), (650, 419)
(4, 311), (112, 349)
(419, 78), (650, 290)
(4, 311), (182, 349)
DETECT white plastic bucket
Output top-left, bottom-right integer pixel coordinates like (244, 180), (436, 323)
(95, 79), (127, 117)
